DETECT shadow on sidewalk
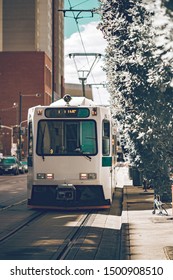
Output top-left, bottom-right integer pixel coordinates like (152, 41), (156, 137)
(123, 186), (154, 211)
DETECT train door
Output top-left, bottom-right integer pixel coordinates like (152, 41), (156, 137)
(102, 120), (112, 199)
(112, 133), (117, 190)
(65, 122), (79, 152)
(27, 121), (33, 170)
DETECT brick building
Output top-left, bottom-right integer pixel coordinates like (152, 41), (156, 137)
(0, 0), (64, 157)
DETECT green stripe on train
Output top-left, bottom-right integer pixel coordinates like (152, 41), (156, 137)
(102, 157), (112, 167)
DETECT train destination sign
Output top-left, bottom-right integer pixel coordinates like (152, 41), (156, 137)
(45, 108), (90, 118)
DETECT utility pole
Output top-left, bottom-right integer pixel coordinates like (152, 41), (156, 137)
(18, 93), (22, 161)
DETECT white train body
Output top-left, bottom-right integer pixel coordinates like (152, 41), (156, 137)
(27, 96), (117, 209)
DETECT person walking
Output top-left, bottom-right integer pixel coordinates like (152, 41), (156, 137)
(143, 178), (147, 192)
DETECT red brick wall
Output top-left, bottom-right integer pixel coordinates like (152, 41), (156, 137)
(0, 51), (52, 157)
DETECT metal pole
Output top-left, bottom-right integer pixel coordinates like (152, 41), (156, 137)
(52, 0), (55, 102)
(11, 128), (13, 156)
(81, 78), (86, 97)
(68, 53), (103, 98)
(18, 93), (22, 161)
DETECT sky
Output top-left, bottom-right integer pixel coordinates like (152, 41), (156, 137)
(64, 0), (100, 38)
(64, 0), (109, 104)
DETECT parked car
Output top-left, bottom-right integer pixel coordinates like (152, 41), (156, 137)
(0, 156), (20, 175)
(21, 161), (28, 173)
(19, 161), (25, 174)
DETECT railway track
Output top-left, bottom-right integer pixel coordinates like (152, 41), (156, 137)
(0, 208), (46, 243)
(0, 206), (95, 260)
(0, 197), (26, 211)
(0, 174), (27, 209)
(0, 187), (123, 260)
(53, 211), (97, 260)
(0, 175), (101, 260)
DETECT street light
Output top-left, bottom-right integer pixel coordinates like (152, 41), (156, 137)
(18, 93), (41, 160)
(0, 102), (18, 112)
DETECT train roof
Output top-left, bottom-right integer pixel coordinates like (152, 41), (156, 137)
(50, 96), (96, 107)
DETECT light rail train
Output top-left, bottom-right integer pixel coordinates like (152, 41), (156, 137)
(27, 95), (117, 209)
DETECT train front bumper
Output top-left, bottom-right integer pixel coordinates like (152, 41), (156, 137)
(28, 184), (111, 210)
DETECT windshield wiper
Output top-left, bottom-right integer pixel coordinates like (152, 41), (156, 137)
(74, 148), (92, 161)
(84, 155), (92, 161)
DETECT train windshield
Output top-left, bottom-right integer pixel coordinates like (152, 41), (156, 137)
(36, 120), (97, 156)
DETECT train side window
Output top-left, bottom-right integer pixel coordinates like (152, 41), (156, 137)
(102, 120), (110, 156)
(28, 122), (33, 156)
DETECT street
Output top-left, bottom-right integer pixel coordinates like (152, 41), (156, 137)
(0, 174), (123, 260)
(0, 174), (27, 209)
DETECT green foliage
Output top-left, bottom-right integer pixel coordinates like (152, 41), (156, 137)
(98, 0), (173, 199)
(162, 0), (173, 11)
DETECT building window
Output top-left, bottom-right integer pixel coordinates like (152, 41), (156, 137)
(45, 66), (52, 88)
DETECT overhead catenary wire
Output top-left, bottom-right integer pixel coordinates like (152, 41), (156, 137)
(67, 0), (98, 83)
(68, 52), (102, 80)
(70, 0), (91, 10)
(64, 0), (106, 104)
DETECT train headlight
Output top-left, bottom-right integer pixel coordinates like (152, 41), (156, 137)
(80, 173), (88, 180)
(91, 108), (97, 116)
(63, 94), (72, 105)
(80, 173), (97, 180)
(46, 173), (54, 179)
(36, 109), (43, 116)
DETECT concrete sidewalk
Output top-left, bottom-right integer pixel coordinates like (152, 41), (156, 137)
(121, 185), (173, 260)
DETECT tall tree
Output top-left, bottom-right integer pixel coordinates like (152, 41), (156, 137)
(98, 0), (173, 200)
(162, 0), (173, 11)
(144, 0), (173, 63)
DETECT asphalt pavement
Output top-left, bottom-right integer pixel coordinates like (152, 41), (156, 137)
(121, 185), (173, 260)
